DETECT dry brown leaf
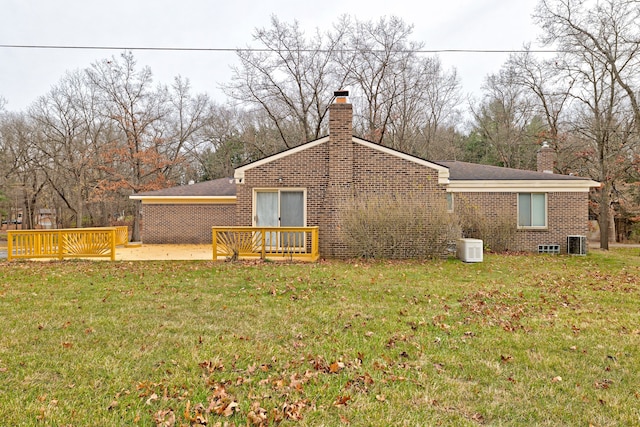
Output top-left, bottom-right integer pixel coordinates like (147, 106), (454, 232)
(153, 409), (176, 427)
(334, 395), (351, 407)
(247, 402), (268, 426)
(146, 393), (159, 405)
(222, 401), (239, 417)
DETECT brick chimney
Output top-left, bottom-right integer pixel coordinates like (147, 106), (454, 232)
(321, 90), (355, 257)
(537, 141), (555, 174)
(328, 90), (353, 190)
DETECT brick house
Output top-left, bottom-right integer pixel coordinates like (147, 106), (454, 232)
(132, 92), (599, 256)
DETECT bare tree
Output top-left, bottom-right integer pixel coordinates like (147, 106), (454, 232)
(536, 0), (640, 132)
(338, 16), (420, 144)
(86, 52), (176, 241)
(506, 48), (576, 167)
(225, 15), (463, 160)
(195, 104), (246, 180)
(29, 70), (109, 227)
(470, 68), (542, 169)
(161, 76), (213, 183)
(224, 16), (348, 149)
(389, 56), (462, 159)
(534, 0), (640, 248)
(0, 113), (47, 229)
(563, 49), (635, 248)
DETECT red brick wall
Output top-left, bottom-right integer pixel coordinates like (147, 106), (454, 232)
(141, 204), (236, 244)
(237, 127), (449, 257)
(454, 192), (589, 253)
(236, 142), (330, 242)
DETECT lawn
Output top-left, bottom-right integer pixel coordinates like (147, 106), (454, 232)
(0, 250), (639, 426)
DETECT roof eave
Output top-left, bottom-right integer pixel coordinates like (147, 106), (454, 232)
(447, 179), (600, 192)
(129, 196), (237, 204)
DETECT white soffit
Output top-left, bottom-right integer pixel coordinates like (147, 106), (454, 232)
(447, 179), (600, 192)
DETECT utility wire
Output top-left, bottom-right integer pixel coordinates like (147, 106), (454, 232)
(0, 44), (561, 54)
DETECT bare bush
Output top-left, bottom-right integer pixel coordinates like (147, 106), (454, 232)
(339, 194), (460, 259)
(455, 198), (515, 252)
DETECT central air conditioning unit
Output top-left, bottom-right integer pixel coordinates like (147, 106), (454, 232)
(567, 235), (587, 255)
(457, 238), (483, 263)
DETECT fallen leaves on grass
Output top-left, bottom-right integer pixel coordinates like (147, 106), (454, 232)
(246, 402), (268, 426)
(207, 384), (239, 417)
(184, 401), (209, 425)
(153, 409), (176, 427)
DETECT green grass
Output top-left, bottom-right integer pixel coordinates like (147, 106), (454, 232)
(1, 250), (639, 426)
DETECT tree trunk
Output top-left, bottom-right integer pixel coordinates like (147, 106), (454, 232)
(75, 194), (83, 228)
(599, 187), (610, 250)
(131, 201), (141, 242)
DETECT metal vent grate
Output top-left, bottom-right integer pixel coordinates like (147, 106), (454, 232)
(567, 235), (587, 255)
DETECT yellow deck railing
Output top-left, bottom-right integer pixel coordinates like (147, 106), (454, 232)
(212, 226), (319, 261)
(7, 226), (129, 261)
(114, 225), (130, 246)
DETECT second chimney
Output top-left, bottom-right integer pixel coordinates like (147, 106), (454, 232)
(537, 141), (555, 174)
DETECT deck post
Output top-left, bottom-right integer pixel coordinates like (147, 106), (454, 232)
(58, 230), (64, 260)
(7, 231), (13, 261)
(110, 229), (116, 261)
(212, 229), (218, 261)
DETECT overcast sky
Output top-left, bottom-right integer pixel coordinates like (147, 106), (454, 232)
(1, 0), (543, 112)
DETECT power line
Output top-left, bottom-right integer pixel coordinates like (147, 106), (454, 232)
(0, 44), (561, 54)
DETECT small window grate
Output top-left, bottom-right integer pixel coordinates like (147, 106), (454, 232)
(538, 244), (560, 254)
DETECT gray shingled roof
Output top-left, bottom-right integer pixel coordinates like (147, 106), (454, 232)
(133, 161), (593, 199)
(436, 161), (591, 181)
(134, 177), (236, 197)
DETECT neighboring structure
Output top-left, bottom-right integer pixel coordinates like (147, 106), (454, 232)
(1, 208), (56, 230)
(132, 92), (599, 256)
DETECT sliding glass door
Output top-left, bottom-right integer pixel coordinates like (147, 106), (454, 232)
(255, 190), (305, 248)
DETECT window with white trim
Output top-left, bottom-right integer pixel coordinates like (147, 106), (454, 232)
(518, 193), (547, 228)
